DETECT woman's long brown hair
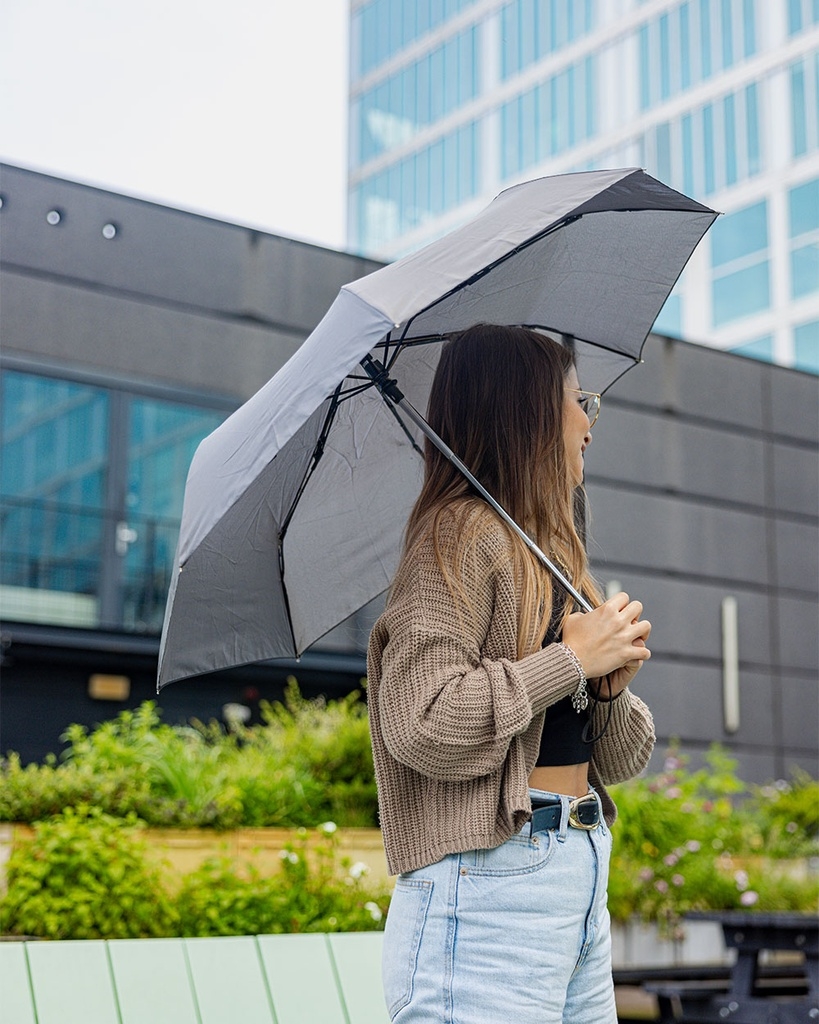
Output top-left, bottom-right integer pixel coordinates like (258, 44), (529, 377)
(404, 324), (602, 657)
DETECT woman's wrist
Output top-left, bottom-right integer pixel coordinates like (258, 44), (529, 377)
(556, 642), (589, 712)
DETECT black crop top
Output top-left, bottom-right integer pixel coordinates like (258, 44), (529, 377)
(535, 584), (591, 767)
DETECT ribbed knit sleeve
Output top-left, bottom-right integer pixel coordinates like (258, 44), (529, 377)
(589, 686), (655, 785)
(375, 513), (582, 782)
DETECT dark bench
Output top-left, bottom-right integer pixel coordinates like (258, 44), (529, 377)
(614, 912), (818, 1024)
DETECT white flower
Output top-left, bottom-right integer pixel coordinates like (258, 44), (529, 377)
(320, 821), (338, 834)
(364, 901), (383, 922)
(349, 861), (370, 879)
(278, 849), (299, 864)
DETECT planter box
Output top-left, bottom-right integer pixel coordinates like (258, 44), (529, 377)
(0, 822), (391, 890)
(611, 919), (729, 969)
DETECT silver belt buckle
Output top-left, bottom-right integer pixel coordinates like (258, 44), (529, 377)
(568, 794), (600, 830)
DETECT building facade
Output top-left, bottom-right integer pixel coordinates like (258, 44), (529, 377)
(347, 0), (819, 372)
(0, 163), (383, 762)
(1, 163), (817, 782)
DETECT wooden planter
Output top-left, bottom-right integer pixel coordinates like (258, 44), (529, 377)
(0, 822), (391, 890)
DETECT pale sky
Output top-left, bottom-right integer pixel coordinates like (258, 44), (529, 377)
(0, 0), (350, 250)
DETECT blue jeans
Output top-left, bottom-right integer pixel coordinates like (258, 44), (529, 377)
(381, 789), (616, 1023)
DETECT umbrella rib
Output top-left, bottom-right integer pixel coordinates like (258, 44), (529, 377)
(361, 354), (593, 613)
(393, 214), (581, 344)
(279, 385), (342, 540)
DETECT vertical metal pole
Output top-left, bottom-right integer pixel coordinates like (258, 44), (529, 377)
(721, 596), (740, 734)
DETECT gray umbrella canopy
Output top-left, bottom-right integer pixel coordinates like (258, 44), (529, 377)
(158, 168), (717, 688)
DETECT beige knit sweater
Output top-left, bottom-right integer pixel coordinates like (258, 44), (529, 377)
(367, 502), (656, 876)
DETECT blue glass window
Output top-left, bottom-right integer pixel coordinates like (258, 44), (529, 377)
(0, 369), (228, 632)
(791, 244), (819, 298)
(746, 83), (761, 176)
(355, 26), (479, 166)
(638, 25), (651, 110)
(659, 14), (671, 100)
(742, 0), (756, 56)
(782, 0), (814, 34)
(653, 293), (682, 336)
(680, 2), (692, 88)
(499, 57), (596, 179)
(712, 201), (768, 266)
(352, 120), (480, 252)
(790, 53), (818, 158)
(1, 373), (108, 626)
(789, 178), (819, 299)
(703, 103), (715, 193)
(724, 93), (737, 185)
(792, 62), (808, 156)
(720, 0), (733, 70)
(711, 200), (770, 327)
(789, 178), (819, 236)
(353, 0), (479, 77)
(700, 0), (713, 79)
(730, 335), (773, 361)
(630, 2), (756, 112)
(500, 0), (598, 79)
(794, 319), (819, 372)
(712, 263), (770, 325)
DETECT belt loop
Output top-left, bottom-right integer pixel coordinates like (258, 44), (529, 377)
(557, 796), (570, 842)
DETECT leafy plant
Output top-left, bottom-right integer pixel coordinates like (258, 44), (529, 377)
(0, 815), (389, 940)
(0, 807), (179, 939)
(608, 746), (819, 937)
(175, 823), (390, 937)
(0, 681), (378, 829)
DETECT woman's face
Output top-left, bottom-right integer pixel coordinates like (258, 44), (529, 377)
(562, 367), (592, 487)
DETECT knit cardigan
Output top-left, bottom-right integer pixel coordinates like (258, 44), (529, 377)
(367, 503), (656, 876)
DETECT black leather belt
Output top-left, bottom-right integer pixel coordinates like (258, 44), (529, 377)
(530, 794), (601, 833)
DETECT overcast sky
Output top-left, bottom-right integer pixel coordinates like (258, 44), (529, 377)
(1, 0), (349, 249)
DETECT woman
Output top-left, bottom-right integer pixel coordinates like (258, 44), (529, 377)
(367, 324), (655, 1023)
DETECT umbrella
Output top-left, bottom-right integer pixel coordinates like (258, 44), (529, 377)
(158, 168), (717, 689)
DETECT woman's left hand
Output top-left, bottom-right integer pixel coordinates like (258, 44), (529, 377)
(593, 637), (647, 699)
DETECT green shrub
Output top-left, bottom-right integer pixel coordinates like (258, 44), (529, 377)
(0, 808), (179, 939)
(0, 681), (378, 829)
(175, 824), (390, 937)
(0, 814), (389, 940)
(608, 746), (819, 936)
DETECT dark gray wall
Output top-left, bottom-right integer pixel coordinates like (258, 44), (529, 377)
(0, 163), (382, 399)
(1, 163), (816, 780)
(584, 336), (818, 780)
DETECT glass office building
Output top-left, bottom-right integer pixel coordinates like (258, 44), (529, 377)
(347, 0), (819, 372)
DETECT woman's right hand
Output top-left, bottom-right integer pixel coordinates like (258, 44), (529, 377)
(561, 592), (651, 683)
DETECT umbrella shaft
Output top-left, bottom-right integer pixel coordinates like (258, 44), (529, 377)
(396, 398), (594, 613)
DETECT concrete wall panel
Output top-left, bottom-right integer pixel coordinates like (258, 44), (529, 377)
(780, 672), (819, 752)
(2, 273), (302, 399)
(771, 441), (819, 517)
(777, 595), (819, 673)
(775, 519), (819, 597)
(587, 485), (770, 587)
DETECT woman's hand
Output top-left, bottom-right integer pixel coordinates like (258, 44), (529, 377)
(561, 592), (651, 690)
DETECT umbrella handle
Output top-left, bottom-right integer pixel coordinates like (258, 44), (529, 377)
(361, 355), (594, 614)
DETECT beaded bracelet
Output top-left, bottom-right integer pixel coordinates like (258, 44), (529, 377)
(557, 642), (589, 712)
